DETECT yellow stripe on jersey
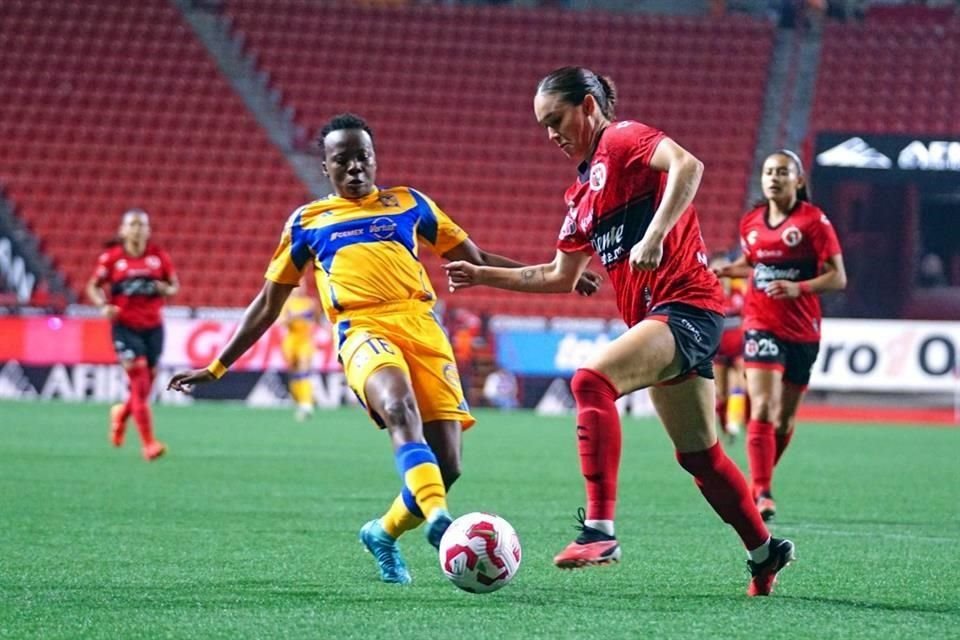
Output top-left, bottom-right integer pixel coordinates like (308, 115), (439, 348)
(265, 187), (468, 324)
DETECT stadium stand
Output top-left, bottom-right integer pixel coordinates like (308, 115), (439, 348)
(225, 0), (774, 317)
(813, 18), (959, 136)
(0, 0), (308, 308)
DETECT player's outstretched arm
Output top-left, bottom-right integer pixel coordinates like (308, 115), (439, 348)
(443, 239), (601, 296)
(168, 280), (296, 392)
(715, 255), (752, 279)
(444, 249), (591, 295)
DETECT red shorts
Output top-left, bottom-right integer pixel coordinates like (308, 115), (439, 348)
(715, 327), (743, 367)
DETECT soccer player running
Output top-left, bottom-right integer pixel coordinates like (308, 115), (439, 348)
(167, 113), (600, 585)
(710, 252), (748, 443)
(445, 67), (793, 596)
(280, 280), (322, 421)
(716, 150), (846, 522)
(86, 208), (178, 461)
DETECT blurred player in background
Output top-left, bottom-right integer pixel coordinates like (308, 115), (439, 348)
(280, 279), (321, 421)
(446, 67), (793, 596)
(168, 113), (601, 585)
(86, 208), (178, 461)
(717, 150), (847, 521)
(710, 252), (747, 443)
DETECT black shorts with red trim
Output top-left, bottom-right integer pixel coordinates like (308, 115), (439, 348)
(112, 323), (165, 368)
(743, 329), (819, 387)
(648, 303), (724, 382)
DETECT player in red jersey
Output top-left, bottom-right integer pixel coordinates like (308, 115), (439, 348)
(710, 252), (748, 443)
(445, 67), (794, 596)
(717, 150), (847, 521)
(85, 209), (178, 461)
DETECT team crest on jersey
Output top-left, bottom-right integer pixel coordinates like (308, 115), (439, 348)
(589, 162), (607, 191)
(442, 363), (461, 388)
(145, 255), (161, 270)
(378, 192), (400, 208)
(744, 338), (759, 357)
(781, 225), (803, 247)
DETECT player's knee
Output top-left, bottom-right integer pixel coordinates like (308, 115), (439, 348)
(570, 368), (618, 400)
(439, 459), (461, 489)
(379, 394), (418, 429)
(750, 395), (775, 422)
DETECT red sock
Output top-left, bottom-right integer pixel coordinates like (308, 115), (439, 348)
(126, 362), (155, 446)
(676, 442), (769, 550)
(747, 420), (776, 498)
(775, 429), (794, 465)
(716, 398), (728, 430)
(570, 368), (621, 522)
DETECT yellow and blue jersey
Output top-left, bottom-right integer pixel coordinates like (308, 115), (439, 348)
(265, 186), (468, 325)
(282, 295), (317, 337)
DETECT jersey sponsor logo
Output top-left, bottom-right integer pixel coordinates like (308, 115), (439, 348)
(679, 318), (703, 344)
(615, 121), (635, 129)
(116, 259), (128, 271)
(442, 363), (461, 388)
(589, 197), (654, 267)
(369, 217), (397, 240)
(746, 230), (759, 245)
(579, 210), (592, 234)
(781, 225), (803, 247)
(589, 162), (607, 191)
(330, 228), (365, 241)
(756, 248), (784, 258)
(111, 276), (159, 297)
(816, 137), (892, 169)
(559, 213), (577, 240)
(753, 262), (803, 291)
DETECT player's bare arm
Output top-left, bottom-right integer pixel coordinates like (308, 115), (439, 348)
(85, 277), (119, 320)
(630, 138), (704, 271)
(767, 253), (848, 300)
(445, 249), (591, 294)
(715, 255), (752, 279)
(168, 280), (296, 391)
(156, 274), (180, 297)
(443, 239), (601, 296)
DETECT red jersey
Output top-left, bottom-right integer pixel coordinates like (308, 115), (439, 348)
(722, 282), (746, 331)
(93, 244), (175, 330)
(739, 201), (842, 342)
(556, 121), (724, 326)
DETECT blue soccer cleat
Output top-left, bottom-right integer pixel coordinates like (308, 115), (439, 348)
(359, 519), (412, 585)
(424, 509), (453, 549)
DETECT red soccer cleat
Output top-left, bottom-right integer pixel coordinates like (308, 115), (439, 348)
(109, 403), (126, 447)
(747, 537), (795, 596)
(142, 441), (167, 461)
(757, 494), (777, 522)
(553, 508), (622, 569)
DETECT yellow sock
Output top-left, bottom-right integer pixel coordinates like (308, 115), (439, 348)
(405, 462), (447, 519)
(728, 389), (746, 428)
(290, 376), (312, 406)
(380, 494), (425, 539)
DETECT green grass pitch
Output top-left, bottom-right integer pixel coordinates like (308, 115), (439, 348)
(1, 400), (958, 639)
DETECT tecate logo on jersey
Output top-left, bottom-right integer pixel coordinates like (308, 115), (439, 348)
(753, 263), (801, 291)
(591, 223), (625, 267)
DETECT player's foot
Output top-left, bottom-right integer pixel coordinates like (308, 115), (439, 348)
(424, 509), (453, 549)
(109, 403), (126, 447)
(553, 508), (621, 569)
(757, 493), (776, 522)
(294, 405), (314, 422)
(142, 441), (166, 461)
(747, 537), (796, 596)
(359, 519), (412, 585)
(724, 421), (741, 443)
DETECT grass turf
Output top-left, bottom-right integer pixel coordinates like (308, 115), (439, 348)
(0, 400), (958, 639)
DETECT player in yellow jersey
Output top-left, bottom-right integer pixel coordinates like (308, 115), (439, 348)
(168, 113), (601, 585)
(280, 281), (322, 421)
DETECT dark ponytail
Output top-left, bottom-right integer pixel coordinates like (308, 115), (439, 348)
(537, 66), (617, 120)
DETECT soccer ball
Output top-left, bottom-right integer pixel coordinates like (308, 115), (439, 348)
(438, 512), (521, 594)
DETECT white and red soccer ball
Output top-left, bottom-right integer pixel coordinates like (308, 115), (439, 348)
(438, 512), (521, 594)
